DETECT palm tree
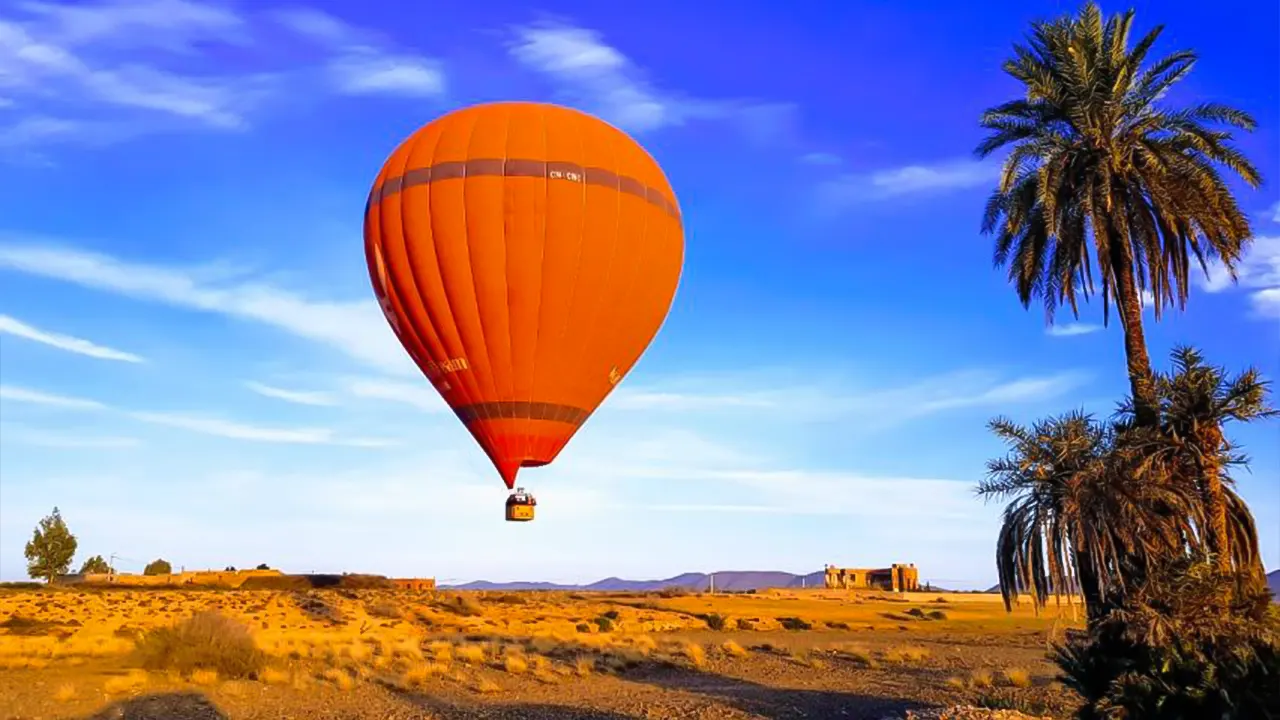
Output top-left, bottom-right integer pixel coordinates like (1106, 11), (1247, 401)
(976, 2), (1263, 428)
(1127, 346), (1276, 575)
(978, 411), (1205, 624)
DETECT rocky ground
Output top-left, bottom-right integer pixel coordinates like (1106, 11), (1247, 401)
(0, 588), (1079, 719)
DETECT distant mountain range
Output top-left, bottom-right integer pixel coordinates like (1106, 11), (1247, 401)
(443, 570), (830, 592)
(1269, 570), (1279, 602)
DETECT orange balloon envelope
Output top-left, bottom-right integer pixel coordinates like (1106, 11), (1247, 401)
(363, 101), (685, 490)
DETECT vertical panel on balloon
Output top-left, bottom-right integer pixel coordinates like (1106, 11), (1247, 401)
(528, 107), (590, 462)
(585, 130), (652, 406)
(500, 103), (549, 462)
(373, 137), (456, 406)
(555, 116), (623, 426)
(389, 124), (479, 418)
(427, 110), (502, 430)
(461, 104), (517, 418)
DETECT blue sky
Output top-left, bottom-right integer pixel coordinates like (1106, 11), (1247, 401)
(0, 0), (1276, 588)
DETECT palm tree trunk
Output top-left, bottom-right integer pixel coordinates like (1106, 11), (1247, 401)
(1109, 241), (1160, 428)
(1197, 426), (1232, 574)
(1073, 541), (1105, 626)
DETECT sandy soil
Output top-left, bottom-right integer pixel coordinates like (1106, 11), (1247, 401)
(0, 588), (1079, 720)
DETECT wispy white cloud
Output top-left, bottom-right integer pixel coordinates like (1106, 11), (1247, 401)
(271, 8), (444, 97)
(127, 410), (394, 446)
(612, 368), (1089, 425)
(0, 384), (107, 410)
(0, 239), (413, 375)
(1046, 322), (1102, 337)
(0, 383), (393, 446)
(507, 20), (791, 140)
(0, 1), (446, 155)
(1198, 235), (1280, 320)
(799, 152), (843, 166)
(344, 377), (446, 412)
(244, 381), (338, 407)
(0, 425), (139, 448)
(817, 158), (999, 209)
(0, 314), (144, 362)
(0, 4), (263, 134)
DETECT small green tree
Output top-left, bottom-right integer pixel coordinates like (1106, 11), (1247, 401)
(79, 555), (113, 574)
(144, 558), (173, 576)
(24, 507), (78, 583)
(255, 563), (270, 570)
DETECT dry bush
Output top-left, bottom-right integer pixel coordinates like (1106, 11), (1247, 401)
(679, 641), (707, 669)
(103, 669), (149, 695)
(575, 655), (595, 676)
(322, 667), (355, 690)
(473, 677), (501, 693)
(400, 662), (446, 687)
(260, 667), (291, 685)
(882, 645), (930, 664)
(1003, 666), (1032, 687)
(969, 668), (995, 688)
(831, 643), (877, 667)
(720, 640), (748, 658)
(132, 611), (265, 679)
(190, 669), (219, 686)
(455, 644), (485, 664)
(502, 653), (528, 674)
(53, 683), (76, 701)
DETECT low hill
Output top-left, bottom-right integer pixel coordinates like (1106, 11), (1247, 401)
(1268, 569), (1279, 602)
(445, 570), (828, 592)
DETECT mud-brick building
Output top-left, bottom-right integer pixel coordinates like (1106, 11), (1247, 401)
(390, 578), (436, 591)
(824, 564), (920, 592)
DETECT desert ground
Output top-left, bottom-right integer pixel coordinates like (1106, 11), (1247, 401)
(0, 586), (1084, 720)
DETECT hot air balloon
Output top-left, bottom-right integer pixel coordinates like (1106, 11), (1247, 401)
(363, 101), (684, 522)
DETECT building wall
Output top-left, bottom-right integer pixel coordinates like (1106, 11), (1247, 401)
(824, 563), (920, 591)
(390, 578), (436, 591)
(56, 568), (285, 589)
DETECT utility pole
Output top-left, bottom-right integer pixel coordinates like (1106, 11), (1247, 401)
(709, 573), (715, 594)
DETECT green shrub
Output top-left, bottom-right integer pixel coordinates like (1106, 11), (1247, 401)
(704, 613), (727, 631)
(575, 622), (591, 633)
(1053, 561), (1280, 719)
(133, 611), (264, 678)
(593, 616), (614, 632)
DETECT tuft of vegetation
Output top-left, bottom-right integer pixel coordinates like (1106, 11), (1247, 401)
(24, 507), (77, 583)
(575, 622), (591, 633)
(132, 611), (265, 678)
(143, 558), (172, 576)
(79, 555), (112, 575)
(703, 613), (727, 631)
(777, 616), (812, 631)
(592, 616), (614, 632)
(1053, 559), (1280, 719)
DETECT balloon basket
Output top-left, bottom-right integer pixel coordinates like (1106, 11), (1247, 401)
(505, 487), (536, 522)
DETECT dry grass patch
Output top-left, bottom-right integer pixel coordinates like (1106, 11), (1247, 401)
(501, 653), (528, 674)
(321, 667), (355, 690)
(53, 683), (76, 701)
(133, 611), (265, 679)
(472, 677), (501, 694)
(882, 645), (930, 664)
(720, 640), (748, 658)
(103, 669), (149, 695)
(189, 669), (219, 685)
(574, 656), (595, 676)
(455, 644), (485, 664)
(1003, 666), (1033, 687)
(679, 641), (707, 669)
(969, 668), (995, 688)
(260, 667), (291, 685)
